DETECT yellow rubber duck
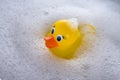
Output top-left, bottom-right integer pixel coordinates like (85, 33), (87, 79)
(44, 18), (96, 59)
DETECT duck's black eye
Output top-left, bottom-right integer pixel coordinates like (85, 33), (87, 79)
(51, 28), (55, 34)
(56, 35), (63, 41)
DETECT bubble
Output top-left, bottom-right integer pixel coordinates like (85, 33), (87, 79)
(43, 11), (49, 16)
(1, 0), (120, 80)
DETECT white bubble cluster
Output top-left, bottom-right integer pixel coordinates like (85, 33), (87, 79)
(0, 0), (120, 80)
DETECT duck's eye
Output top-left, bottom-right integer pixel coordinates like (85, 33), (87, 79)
(56, 35), (63, 41)
(51, 28), (55, 34)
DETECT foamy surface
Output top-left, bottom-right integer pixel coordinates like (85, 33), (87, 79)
(0, 0), (120, 80)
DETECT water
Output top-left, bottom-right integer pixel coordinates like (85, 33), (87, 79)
(0, 0), (120, 80)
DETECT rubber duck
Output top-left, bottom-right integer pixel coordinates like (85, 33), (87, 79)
(44, 18), (96, 59)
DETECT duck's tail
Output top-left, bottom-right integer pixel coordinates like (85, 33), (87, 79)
(79, 24), (96, 35)
(79, 24), (97, 49)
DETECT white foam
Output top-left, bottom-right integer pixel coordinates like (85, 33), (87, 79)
(0, 0), (120, 80)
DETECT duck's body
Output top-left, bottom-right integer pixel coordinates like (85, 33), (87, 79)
(50, 25), (82, 59)
(44, 18), (96, 59)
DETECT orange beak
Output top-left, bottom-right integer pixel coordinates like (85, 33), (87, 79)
(44, 35), (58, 48)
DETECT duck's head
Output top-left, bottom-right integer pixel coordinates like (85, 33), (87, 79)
(44, 18), (82, 59)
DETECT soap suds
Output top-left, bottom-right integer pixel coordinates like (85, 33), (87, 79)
(0, 0), (120, 80)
